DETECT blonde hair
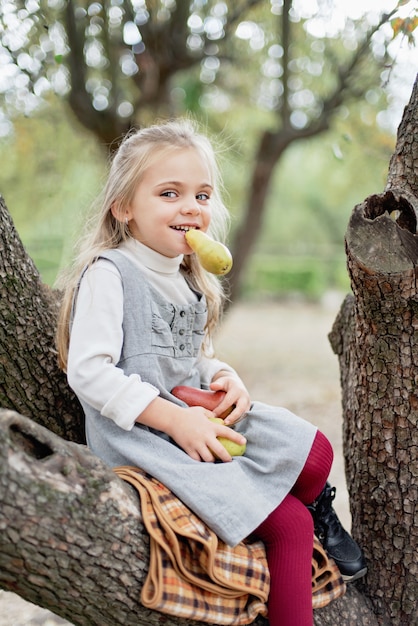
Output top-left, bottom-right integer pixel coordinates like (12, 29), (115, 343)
(56, 118), (230, 370)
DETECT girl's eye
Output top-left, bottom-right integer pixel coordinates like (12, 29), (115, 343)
(197, 193), (210, 201)
(161, 190), (177, 198)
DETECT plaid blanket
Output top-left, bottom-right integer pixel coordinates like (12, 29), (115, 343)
(114, 466), (345, 624)
(311, 535), (346, 609)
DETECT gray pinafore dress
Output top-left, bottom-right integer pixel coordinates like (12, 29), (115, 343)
(76, 250), (317, 547)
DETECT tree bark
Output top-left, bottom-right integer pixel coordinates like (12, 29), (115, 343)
(0, 409), (148, 625)
(328, 75), (418, 626)
(0, 408), (275, 626)
(0, 197), (84, 443)
(0, 406), (379, 626)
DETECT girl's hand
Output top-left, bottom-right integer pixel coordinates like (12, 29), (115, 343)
(209, 372), (251, 425)
(167, 406), (247, 463)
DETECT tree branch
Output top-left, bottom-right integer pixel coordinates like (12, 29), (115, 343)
(386, 72), (418, 197)
(278, 0), (292, 126)
(0, 409), (149, 625)
(318, 9), (398, 121)
(0, 408), (382, 626)
(224, 0), (266, 34)
(280, 8), (400, 144)
(0, 196), (84, 442)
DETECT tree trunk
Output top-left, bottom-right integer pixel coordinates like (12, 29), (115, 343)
(1, 76), (418, 625)
(0, 197), (85, 443)
(226, 130), (291, 304)
(328, 75), (418, 626)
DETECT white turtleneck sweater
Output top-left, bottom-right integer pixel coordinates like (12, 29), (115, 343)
(67, 239), (234, 431)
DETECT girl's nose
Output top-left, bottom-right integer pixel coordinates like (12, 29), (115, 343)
(181, 197), (201, 214)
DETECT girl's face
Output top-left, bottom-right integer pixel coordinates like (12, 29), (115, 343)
(123, 147), (213, 258)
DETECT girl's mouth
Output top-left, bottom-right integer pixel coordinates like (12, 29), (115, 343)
(170, 225), (199, 232)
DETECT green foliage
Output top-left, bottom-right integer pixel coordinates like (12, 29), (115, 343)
(261, 114), (394, 249)
(0, 100), (105, 285)
(0, 0), (414, 301)
(0, 0), (413, 141)
(197, 100), (395, 301)
(0, 96), (396, 300)
(243, 254), (349, 300)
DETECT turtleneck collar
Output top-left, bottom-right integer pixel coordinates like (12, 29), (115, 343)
(120, 238), (184, 275)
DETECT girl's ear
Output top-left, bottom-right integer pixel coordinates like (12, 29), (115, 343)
(111, 201), (131, 223)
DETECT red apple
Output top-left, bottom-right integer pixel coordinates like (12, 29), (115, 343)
(171, 386), (233, 418)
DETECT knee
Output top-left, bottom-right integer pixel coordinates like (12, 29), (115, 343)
(292, 430), (334, 504)
(267, 495), (314, 543)
(283, 500), (314, 542)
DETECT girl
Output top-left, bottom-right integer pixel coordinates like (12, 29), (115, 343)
(56, 119), (364, 626)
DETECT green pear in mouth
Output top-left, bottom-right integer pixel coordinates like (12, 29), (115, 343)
(185, 229), (233, 275)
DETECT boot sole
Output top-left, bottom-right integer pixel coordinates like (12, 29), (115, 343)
(342, 567), (368, 583)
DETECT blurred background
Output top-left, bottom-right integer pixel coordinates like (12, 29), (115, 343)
(0, 0), (416, 298)
(0, 0), (417, 623)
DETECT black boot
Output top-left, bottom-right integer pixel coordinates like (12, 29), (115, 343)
(308, 483), (367, 582)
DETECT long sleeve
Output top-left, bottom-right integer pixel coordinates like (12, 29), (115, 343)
(67, 260), (159, 431)
(196, 352), (238, 387)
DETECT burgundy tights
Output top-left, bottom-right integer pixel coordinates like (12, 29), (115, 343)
(254, 430), (333, 626)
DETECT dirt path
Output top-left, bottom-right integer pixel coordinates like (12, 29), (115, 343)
(0, 296), (351, 625)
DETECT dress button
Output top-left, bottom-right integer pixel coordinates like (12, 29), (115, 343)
(180, 310), (186, 317)
(179, 344), (185, 351)
(179, 328), (185, 335)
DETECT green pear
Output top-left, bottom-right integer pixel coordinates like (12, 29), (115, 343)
(185, 229), (233, 275)
(216, 436), (246, 457)
(209, 417), (246, 457)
